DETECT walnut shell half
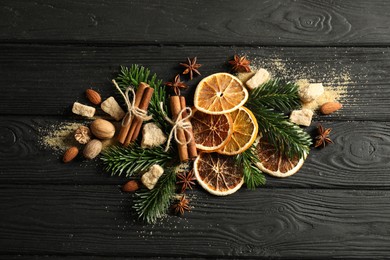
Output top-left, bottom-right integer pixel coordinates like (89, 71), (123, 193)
(74, 126), (91, 144)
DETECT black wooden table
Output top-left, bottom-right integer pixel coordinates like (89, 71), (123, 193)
(1, 0), (390, 258)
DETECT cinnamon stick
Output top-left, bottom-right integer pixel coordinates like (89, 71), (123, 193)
(118, 82), (148, 144)
(117, 113), (131, 144)
(170, 96), (189, 162)
(179, 96), (197, 159)
(126, 86), (155, 144)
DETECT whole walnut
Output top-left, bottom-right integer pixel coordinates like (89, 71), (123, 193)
(74, 126), (91, 144)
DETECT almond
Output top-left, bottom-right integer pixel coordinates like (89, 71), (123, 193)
(86, 89), (102, 105)
(121, 180), (139, 192)
(320, 102), (343, 115)
(83, 139), (102, 160)
(63, 146), (79, 163)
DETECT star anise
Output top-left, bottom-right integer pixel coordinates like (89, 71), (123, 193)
(176, 170), (196, 193)
(171, 195), (191, 216)
(228, 55), (251, 73)
(315, 124), (333, 148)
(165, 74), (188, 95)
(180, 57), (201, 80)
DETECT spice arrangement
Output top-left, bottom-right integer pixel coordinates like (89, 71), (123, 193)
(55, 56), (342, 224)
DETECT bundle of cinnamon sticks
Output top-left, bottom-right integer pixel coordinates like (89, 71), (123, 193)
(118, 82), (154, 146)
(169, 95), (197, 162)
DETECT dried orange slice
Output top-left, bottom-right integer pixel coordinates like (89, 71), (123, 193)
(194, 152), (244, 196)
(191, 108), (232, 151)
(217, 106), (258, 155)
(254, 137), (306, 178)
(194, 73), (248, 115)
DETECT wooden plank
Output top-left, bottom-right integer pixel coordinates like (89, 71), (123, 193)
(1, 116), (390, 189)
(0, 256), (185, 260)
(0, 257), (181, 260)
(0, 115), (127, 185)
(1, 185), (390, 258)
(1, 0), (390, 46)
(0, 44), (388, 120)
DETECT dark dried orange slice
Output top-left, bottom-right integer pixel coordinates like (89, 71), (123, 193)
(191, 109), (232, 152)
(254, 137), (305, 178)
(194, 152), (244, 196)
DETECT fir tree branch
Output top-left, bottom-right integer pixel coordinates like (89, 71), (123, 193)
(246, 79), (311, 159)
(248, 78), (301, 113)
(235, 146), (266, 190)
(115, 65), (170, 133)
(244, 165), (266, 190)
(133, 168), (176, 224)
(246, 104), (312, 159)
(101, 144), (173, 177)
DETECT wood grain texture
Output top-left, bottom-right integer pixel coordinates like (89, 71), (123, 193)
(1, 0), (390, 46)
(2, 2), (390, 258)
(0, 116), (127, 185)
(0, 44), (388, 120)
(1, 185), (390, 258)
(1, 116), (390, 189)
(0, 257), (180, 260)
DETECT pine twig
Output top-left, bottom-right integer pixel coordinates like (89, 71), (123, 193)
(115, 65), (170, 133)
(133, 168), (176, 224)
(248, 78), (301, 113)
(246, 78), (311, 159)
(244, 165), (266, 190)
(246, 105), (312, 159)
(101, 144), (172, 177)
(235, 146), (266, 190)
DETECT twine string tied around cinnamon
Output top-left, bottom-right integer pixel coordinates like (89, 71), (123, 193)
(112, 79), (152, 126)
(160, 102), (193, 152)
